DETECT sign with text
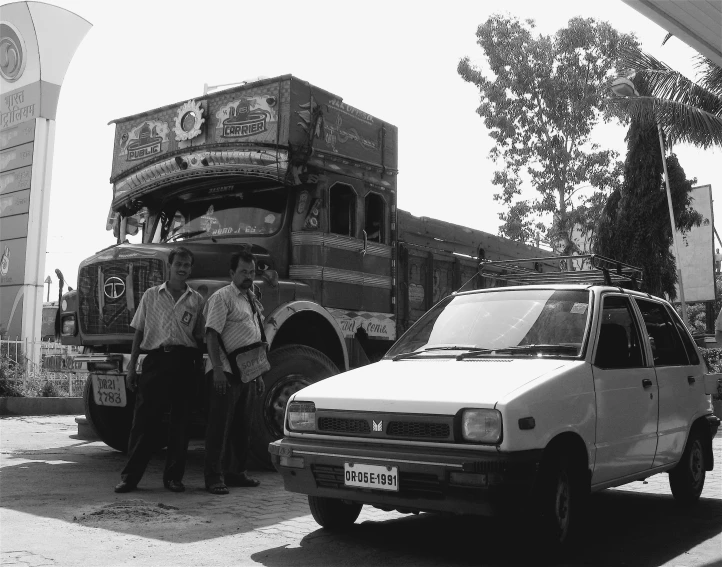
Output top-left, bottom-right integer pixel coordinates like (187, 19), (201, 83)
(676, 185), (715, 303)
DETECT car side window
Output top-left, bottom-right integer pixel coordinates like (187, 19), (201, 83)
(595, 295), (645, 369)
(634, 299), (689, 367)
(665, 305), (700, 366)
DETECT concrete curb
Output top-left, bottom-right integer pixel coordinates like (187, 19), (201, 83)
(0, 397), (84, 416)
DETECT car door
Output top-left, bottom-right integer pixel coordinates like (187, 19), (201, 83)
(591, 294), (659, 485)
(633, 298), (705, 468)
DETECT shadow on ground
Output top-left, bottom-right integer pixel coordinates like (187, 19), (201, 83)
(251, 491), (722, 567)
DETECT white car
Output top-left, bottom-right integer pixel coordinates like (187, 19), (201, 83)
(269, 257), (720, 550)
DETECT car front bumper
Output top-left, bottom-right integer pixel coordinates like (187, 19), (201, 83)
(269, 437), (543, 516)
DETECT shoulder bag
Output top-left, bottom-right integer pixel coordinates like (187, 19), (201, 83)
(217, 293), (270, 384)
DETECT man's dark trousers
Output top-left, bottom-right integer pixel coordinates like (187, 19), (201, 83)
(121, 348), (197, 487)
(204, 371), (256, 487)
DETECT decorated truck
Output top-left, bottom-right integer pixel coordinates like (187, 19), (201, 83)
(56, 75), (553, 466)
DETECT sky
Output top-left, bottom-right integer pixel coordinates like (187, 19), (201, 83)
(15, 0), (719, 292)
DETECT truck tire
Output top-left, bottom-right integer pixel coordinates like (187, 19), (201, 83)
(251, 345), (339, 468)
(669, 427), (706, 504)
(83, 375), (134, 452)
(308, 496), (362, 530)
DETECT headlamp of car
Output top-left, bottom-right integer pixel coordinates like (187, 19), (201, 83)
(287, 401), (316, 432)
(461, 408), (502, 444)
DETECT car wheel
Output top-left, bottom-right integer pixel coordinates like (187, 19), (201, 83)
(669, 427), (706, 505)
(534, 451), (583, 553)
(308, 496), (362, 530)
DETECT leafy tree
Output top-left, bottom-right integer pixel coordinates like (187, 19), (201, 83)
(609, 46), (722, 149)
(458, 15), (631, 253)
(594, 119), (703, 299)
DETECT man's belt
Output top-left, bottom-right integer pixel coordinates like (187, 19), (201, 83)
(147, 345), (198, 354)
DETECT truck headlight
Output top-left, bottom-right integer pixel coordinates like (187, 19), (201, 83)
(461, 409), (502, 444)
(287, 401), (316, 432)
(61, 315), (76, 336)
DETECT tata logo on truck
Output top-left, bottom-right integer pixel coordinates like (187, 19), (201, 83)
(216, 96), (277, 139)
(104, 276), (125, 300)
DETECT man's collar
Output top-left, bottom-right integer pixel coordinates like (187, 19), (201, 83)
(160, 281), (189, 294)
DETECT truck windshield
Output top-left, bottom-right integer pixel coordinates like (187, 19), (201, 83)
(385, 289), (591, 359)
(159, 185), (288, 242)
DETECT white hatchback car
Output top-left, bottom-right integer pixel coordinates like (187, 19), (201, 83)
(269, 256), (720, 550)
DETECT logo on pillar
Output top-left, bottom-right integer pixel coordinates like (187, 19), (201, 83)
(0, 22), (27, 82)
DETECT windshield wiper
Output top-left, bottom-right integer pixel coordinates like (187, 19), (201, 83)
(457, 344), (579, 359)
(168, 230), (207, 242)
(392, 346), (487, 361)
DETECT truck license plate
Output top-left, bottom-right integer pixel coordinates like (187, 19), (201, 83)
(92, 375), (127, 407)
(344, 463), (399, 492)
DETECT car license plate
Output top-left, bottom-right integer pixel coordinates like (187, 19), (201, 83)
(92, 374), (127, 407)
(344, 463), (398, 491)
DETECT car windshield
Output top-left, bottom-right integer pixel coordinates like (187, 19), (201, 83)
(385, 289), (591, 359)
(160, 185), (288, 242)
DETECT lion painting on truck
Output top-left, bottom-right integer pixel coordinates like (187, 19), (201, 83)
(56, 75), (554, 466)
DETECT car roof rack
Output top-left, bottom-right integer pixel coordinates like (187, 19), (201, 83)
(477, 254), (644, 288)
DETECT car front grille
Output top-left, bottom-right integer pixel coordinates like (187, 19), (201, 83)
(387, 421), (450, 438)
(318, 417), (371, 434)
(315, 411), (455, 442)
(78, 258), (165, 335)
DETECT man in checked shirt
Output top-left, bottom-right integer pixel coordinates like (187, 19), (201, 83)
(203, 250), (266, 494)
(114, 247), (205, 494)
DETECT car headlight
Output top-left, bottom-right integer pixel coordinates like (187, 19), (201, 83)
(287, 401), (316, 432)
(61, 315), (76, 336)
(461, 409), (502, 443)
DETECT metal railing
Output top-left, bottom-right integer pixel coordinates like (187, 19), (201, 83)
(0, 337), (87, 397)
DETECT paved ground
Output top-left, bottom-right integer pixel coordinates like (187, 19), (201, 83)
(0, 416), (721, 567)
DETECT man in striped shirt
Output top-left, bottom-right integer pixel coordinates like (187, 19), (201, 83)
(204, 250), (266, 494)
(114, 247), (204, 494)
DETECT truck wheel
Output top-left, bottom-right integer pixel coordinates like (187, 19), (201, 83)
(308, 496), (362, 530)
(533, 451), (583, 553)
(251, 345), (339, 468)
(669, 427), (706, 505)
(83, 376), (134, 452)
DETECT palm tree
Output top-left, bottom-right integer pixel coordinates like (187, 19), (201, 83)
(608, 45), (722, 149)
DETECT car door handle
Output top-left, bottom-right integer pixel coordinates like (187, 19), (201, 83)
(687, 375), (696, 385)
(642, 379), (653, 388)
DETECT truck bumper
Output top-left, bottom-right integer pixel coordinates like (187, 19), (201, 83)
(269, 437), (543, 516)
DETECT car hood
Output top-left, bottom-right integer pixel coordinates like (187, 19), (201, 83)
(291, 358), (574, 415)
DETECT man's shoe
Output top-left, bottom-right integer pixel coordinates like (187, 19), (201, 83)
(225, 472), (260, 488)
(114, 481), (136, 493)
(164, 480), (186, 493)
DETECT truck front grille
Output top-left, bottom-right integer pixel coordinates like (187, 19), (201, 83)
(78, 258), (165, 335)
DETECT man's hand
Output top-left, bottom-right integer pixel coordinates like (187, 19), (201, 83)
(126, 367), (138, 392)
(255, 377), (265, 396)
(213, 367), (230, 396)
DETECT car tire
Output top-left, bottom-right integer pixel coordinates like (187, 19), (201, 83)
(250, 345), (339, 469)
(308, 496), (362, 530)
(669, 427), (706, 505)
(534, 450), (584, 553)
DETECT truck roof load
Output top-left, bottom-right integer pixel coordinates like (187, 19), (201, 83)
(108, 75), (398, 211)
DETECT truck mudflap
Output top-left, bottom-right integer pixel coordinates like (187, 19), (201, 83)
(269, 437), (543, 516)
